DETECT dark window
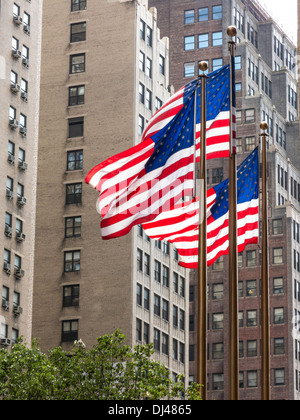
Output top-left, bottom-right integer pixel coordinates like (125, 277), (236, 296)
(65, 216), (82, 238)
(68, 117), (84, 138)
(70, 54), (85, 74)
(66, 183), (82, 204)
(62, 320), (79, 342)
(71, 0), (87, 12)
(67, 150), (83, 171)
(70, 22), (86, 42)
(69, 85), (85, 106)
(64, 250), (81, 272)
(63, 285), (80, 307)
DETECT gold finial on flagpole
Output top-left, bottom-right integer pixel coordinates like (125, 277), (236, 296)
(227, 25), (237, 38)
(199, 61), (208, 73)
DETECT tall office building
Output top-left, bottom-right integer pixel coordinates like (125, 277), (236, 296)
(150, 0), (300, 400)
(32, 0), (189, 383)
(0, 1), (42, 346)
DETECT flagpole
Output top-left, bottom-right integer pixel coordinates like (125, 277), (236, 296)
(227, 25), (239, 401)
(260, 122), (270, 400)
(197, 61), (208, 400)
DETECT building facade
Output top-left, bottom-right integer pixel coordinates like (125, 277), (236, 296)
(0, 0), (42, 346)
(149, 0), (300, 400)
(32, 0), (189, 383)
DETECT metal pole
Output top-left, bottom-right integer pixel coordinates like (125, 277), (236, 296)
(197, 61), (208, 400)
(260, 122), (270, 401)
(227, 25), (239, 401)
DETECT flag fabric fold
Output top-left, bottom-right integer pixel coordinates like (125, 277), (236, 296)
(85, 65), (231, 240)
(142, 147), (259, 268)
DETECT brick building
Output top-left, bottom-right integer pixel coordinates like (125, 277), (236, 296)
(0, 0), (42, 346)
(32, 0), (189, 385)
(149, 0), (300, 400)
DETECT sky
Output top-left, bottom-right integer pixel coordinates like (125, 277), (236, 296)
(260, 0), (297, 43)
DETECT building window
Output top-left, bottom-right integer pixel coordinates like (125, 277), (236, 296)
(212, 167), (223, 184)
(245, 136), (256, 152)
(67, 150), (83, 171)
(274, 307), (284, 324)
(145, 89), (152, 111)
(68, 117), (84, 138)
(247, 371), (257, 388)
(184, 35), (195, 51)
(198, 7), (208, 21)
(138, 115), (144, 136)
(162, 265), (169, 288)
(66, 183), (82, 204)
(272, 219), (283, 235)
(62, 320), (79, 342)
(144, 288), (150, 310)
(213, 374), (224, 390)
(146, 26), (152, 47)
(212, 58), (223, 71)
(246, 280), (257, 297)
(273, 248), (283, 264)
(64, 250), (81, 272)
(69, 85), (85, 106)
(213, 313), (224, 330)
(274, 338), (285, 355)
(247, 310), (257, 327)
(235, 55), (242, 70)
(273, 277), (284, 295)
(70, 22), (86, 43)
(140, 19), (145, 40)
(139, 83), (144, 104)
(63, 285), (80, 307)
(212, 5), (222, 20)
(184, 10), (195, 24)
(198, 33), (209, 49)
(154, 260), (161, 283)
(71, 0), (87, 12)
(153, 328), (160, 352)
(70, 53), (85, 74)
(137, 283), (142, 306)
(245, 109), (255, 123)
(137, 249), (143, 271)
(212, 31), (223, 47)
(212, 284), (224, 300)
(139, 51), (145, 72)
(274, 369), (285, 386)
(144, 253), (150, 276)
(184, 62), (195, 78)
(146, 57), (152, 78)
(65, 216), (82, 238)
(213, 343), (224, 360)
(159, 55), (165, 75)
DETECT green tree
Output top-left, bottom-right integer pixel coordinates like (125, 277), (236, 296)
(0, 330), (202, 400)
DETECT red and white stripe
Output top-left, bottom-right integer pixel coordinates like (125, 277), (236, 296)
(142, 191), (258, 268)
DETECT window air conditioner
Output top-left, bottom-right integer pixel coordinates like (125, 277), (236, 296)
(12, 49), (22, 59)
(9, 119), (19, 129)
(7, 154), (15, 165)
(13, 15), (23, 25)
(17, 196), (27, 206)
(1, 298), (9, 311)
(1, 339), (11, 347)
(14, 268), (25, 279)
(5, 225), (12, 238)
(18, 161), (28, 171)
(21, 91), (28, 102)
(13, 305), (23, 316)
(3, 262), (11, 275)
(22, 58), (29, 68)
(11, 83), (21, 93)
(24, 24), (30, 34)
(19, 127), (27, 137)
(6, 190), (14, 200)
(16, 232), (26, 242)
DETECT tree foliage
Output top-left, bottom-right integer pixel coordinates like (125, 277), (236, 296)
(0, 330), (202, 401)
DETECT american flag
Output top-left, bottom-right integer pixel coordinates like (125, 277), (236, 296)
(85, 65), (231, 240)
(143, 148), (259, 268)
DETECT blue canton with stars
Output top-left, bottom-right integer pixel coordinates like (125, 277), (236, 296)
(145, 65), (231, 174)
(210, 147), (259, 220)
